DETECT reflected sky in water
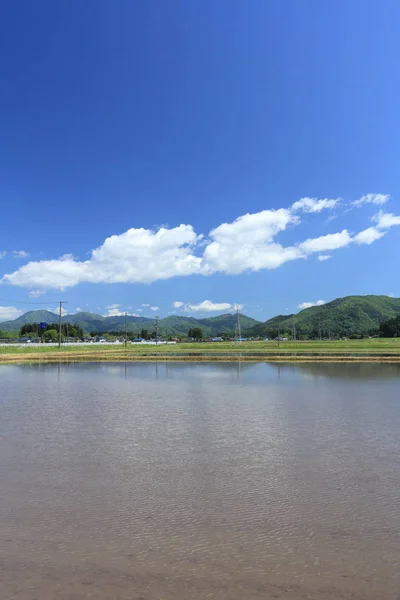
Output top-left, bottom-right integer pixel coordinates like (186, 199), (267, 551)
(1, 362), (400, 600)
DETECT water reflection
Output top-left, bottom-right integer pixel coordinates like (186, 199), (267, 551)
(1, 362), (400, 600)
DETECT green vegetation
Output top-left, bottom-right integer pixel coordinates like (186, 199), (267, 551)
(20, 322), (84, 339)
(0, 310), (258, 337)
(1, 296), (400, 342)
(1, 338), (400, 360)
(379, 315), (400, 338)
(188, 327), (203, 339)
(248, 295), (400, 339)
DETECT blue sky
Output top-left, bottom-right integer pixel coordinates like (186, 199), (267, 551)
(1, 0), (399, 322)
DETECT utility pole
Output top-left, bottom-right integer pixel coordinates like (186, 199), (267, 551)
(318, 319), (322, 342)
(236, 307), (241, 342)
(58, 301), (66, 348)
(278, 323), (280, 348)
(155, 316), (159, 344)
(125, 312), (127, 348)
(292, 317), (296, 341)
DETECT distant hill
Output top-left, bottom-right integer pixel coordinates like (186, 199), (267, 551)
(0, 309), (260, 336)
(0, 310), (60, 330)
(3, 296), (398, 338)
(248, 295), (400, 338)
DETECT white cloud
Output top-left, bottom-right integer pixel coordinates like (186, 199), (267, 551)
(353, 227), (386, 245)
(28, 289), (45, 298)
(353, 193), (390, 207)
(12, 250), (30, 258)
(141, 303), (159, 311)
(46, 305), (67, 316)
(291, 197), (340, 213)
(299, 230), (352, 254)
(201, 209), (302, 274)
(1, 199), (396, 290)
(173, 301), (184, 308)
(373, 210), (400, 229)
(0, 251), (6, 259)
(298, 300), (326, 310)
(105, 304), (123, 316)
(103, 304), (142, 317)
(1, 224), (201, 289)
(317, 255), (332, 261)
(184, 300), (235, 313)
(0, 306), (24, 321)
(75, 307), (82, 312)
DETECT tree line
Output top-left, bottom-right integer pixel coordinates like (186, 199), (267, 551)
(379, 315), (400, 337)
(19, 322), (84, 340)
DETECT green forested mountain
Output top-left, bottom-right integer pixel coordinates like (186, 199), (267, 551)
(248, 295), (400, 338)
(3, 310), (60, 327)
(0, 310), (259, 336)
(2, 296), (399, 338)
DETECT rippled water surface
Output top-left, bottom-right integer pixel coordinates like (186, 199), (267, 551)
(1, 362), (400, 600)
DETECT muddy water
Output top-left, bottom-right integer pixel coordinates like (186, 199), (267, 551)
(1, 362), (400, 600)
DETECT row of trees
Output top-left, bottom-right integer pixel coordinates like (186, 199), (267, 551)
(379, 315), (400, 337)
(188, 327), (203, 339)
(20, 322), (84, 339)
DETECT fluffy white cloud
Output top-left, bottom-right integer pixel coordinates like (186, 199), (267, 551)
(0, 306), (24, 321)
(105, 304), (124, 317)
(173, 301), (184, 308)
(291, 197), (340, 213)
(317, 255), (332, 261)
(104, 304), (141, 317)
(141, 303), (159, 311)
(299, 230), (352, 254)
(12, 250), (30, 258)
(1, 199), (396, 290)
(298, 300), (326, 310)
(52, 306), (68, 316)
(373, 210), (400, 229)
(184, 300), (236, 313)
(2, 224), (201, 289)
(353, 227), (386, 245)
(353, 193), (390, 207)
(0, 251), (6, 259)
(28, 289), (45, 298)
(201, 209), (302, 274)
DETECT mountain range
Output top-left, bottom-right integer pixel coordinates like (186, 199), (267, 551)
(0, 309), (258, 337)
(1, 295), (400, 337)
